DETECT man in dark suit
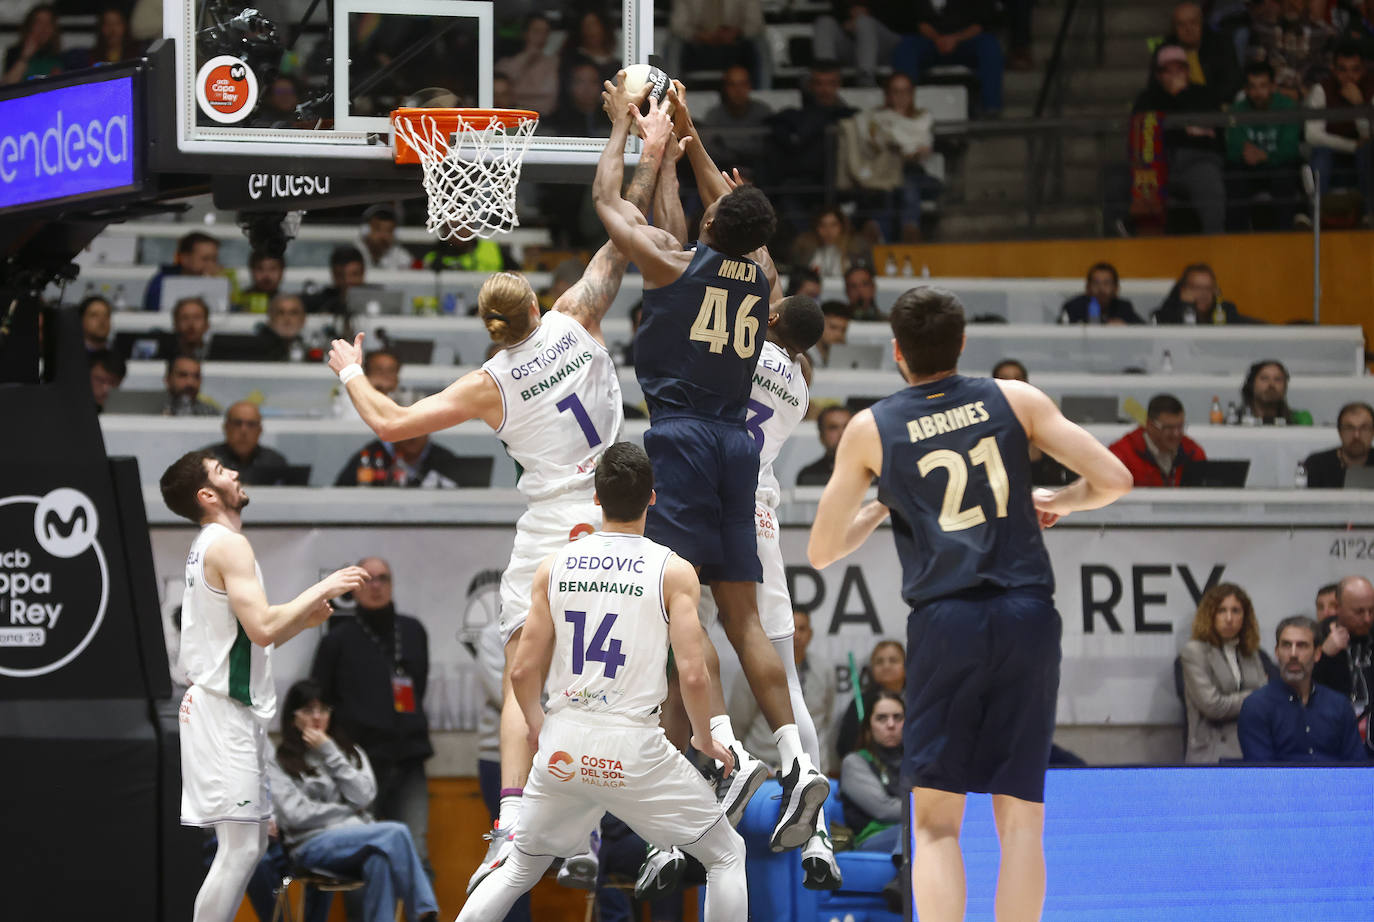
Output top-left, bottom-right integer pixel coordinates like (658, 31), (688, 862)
(1304, 402), (1374, 488)
(1059, 262), (1143, 324)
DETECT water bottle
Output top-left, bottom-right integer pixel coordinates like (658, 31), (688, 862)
(1294, 461), (1308, 488)
(1226, 401), (1240, 425)
(920, 264), (931, 279)
(1209, 395), (1224, 424)
(884, 253), (898, 276)
(288, 340), (305, 362)
(1212, 302), (1227, 325)
(112, 284), (128, 311)
(1241, 405), (1258, 426)
(1160, 349), (1174, 374)
(1183, 304), (1197, 325)
(1087, 297), (1102, 324)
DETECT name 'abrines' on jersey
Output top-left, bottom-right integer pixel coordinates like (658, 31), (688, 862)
(636, 242), (772, 420)
(482, 310), (623, 502)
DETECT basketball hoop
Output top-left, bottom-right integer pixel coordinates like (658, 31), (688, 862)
(391, 107), (539, 242)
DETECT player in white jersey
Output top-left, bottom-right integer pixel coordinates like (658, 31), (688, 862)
(159, 449), (368, 922)
(457, 442), (747, 922)
(326, 239), (636, 890)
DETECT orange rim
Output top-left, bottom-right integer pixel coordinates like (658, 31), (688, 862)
(390, 107), (539, 164)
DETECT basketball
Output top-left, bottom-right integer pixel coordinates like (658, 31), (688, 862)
(622, 64), (671, 104)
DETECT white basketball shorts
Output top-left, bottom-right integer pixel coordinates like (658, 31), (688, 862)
(697, 501), (794, 641)
(499, 495), (601, 646)
(518, 712), (727, 857)
(179, 684), (270, 827)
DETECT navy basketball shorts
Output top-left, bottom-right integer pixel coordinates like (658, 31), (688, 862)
(642, 414), (762, 583)
(902, 585), (1061, 803)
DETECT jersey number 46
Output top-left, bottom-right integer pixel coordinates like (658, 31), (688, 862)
(689, 286), (760, 358)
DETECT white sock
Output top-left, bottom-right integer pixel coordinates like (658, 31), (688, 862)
(498, 794), (522, 831)
(773, 724), (815, 775)
(709, 714), (738, 750)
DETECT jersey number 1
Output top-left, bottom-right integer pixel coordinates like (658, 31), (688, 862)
(556, 394), (602, 449)
(565, 610), (626, 678)
(917, 436), (1010, 532)
(689, 286), (760, 358)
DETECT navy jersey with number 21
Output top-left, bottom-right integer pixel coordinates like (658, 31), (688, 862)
(636, 242), (771, 420)
(870, 375), (1054, 608)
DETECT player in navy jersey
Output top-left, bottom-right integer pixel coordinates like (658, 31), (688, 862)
(594, 81), (829, 849)
(808, 288), (1132, 922)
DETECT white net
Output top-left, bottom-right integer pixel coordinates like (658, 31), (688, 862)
(392, 111), (538, 242)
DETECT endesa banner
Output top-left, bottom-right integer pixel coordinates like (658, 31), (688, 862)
(148, 524), (1369, 732)
(0, 74), (137, 209)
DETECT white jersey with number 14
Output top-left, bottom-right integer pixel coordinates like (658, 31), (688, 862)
(482, 310), (624, 501)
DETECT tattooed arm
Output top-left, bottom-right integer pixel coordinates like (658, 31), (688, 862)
(553, 241), (629, 346)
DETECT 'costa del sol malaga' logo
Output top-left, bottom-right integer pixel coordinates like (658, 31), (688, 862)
(547, 750), (575, 782)
(0, 488), (108, 677)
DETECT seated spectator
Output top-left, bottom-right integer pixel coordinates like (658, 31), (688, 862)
(667, 0), (770, 90)
(543, 59), (611, 138)
(991, 360), (1074, 485)
(365, 349), (401, 397)
(1240, 359), (1313, 424)
(810, 301), (853, 368)
(358, 205), (414, 271)
(726, 610), (835, 772)
(1059, 262), (1144, 324)
(2, 4), (62, 85)
(1180, 583), (1269, 762)
(558, 9), (619, 86)
(771, 62), (857, 226)
(1316, 581), (1340, 619)
(267, 679), (439, 922)
(537, 258), (586, 312)
(1167, 1), (1243, 101)
(168, 297), (210, 359)
(839, 689), (906, 851)
(1133, 44), (1226, 235)
(421, 235), (509, 273)
(1312, 575), (1374, 714)
(1238, 615), (1365, 762)
(257, 75), (300, 126)
(791, 207), (872, 280)
(1108, 393), (1207, 487)
(1304, 401), (1374, 486)
(786, 268), (823, 300)
(798, 405), (852, 486)
(1152, 263), (1253, 324)
(814, 1), (915, 87)
(250, 294), (310, 362)
(306, 246), (365, 315)
(80, 295), (112, 351)
(162, 354), (218, 417)
(835, 640), (905, 763)
(1268, 0), (1338, 90)
(334, 434), (480, 488)
(238, 251), (284, 313)
(70, 6), (141, 69)
(893, 0), (1005, 116)
(838, 72), (943, 243)
(1226, 61), (1304, 230)
(495, 13), (558, 116)
(1304, 41), (1374, 225)
(843, 264), (884, 321)
(143, 231), (221, 311)
(88, 349), (125, 412)
(699, 65), (774, 172)
(205, 402), (291, 485)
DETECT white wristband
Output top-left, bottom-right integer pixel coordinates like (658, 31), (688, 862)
(338, 363), (364, 385)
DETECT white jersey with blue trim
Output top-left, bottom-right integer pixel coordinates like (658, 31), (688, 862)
(544, 532), (675, 723)
(481, 310), (624, 501)
(748, 339), (809, 508)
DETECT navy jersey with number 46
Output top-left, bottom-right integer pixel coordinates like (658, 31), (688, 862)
(871, 375), (1054, 608)
(636, 242), (771, 420)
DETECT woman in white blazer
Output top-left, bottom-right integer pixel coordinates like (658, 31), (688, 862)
(1180, 583), (1268, 763)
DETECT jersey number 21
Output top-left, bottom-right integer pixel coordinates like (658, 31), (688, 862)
(689, 286), (760, 359)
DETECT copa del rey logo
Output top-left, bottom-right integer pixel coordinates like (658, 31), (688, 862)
(0, 488), (108, 677)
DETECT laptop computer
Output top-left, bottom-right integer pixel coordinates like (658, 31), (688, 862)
(1345, 466), (1374, 489)
(160, 275), (232, 313)
(1180, 460), (1251, 488)
(247, 464), (313, 486)
(113, 330), (168, 360)
(1060, 394), (1120, 424)
(103, 389), (167, 414)
(386, 338), (436, 365)
(345, 286), (408, 316)
(205, 333), (268, 361)
(825, 343), (887, 370)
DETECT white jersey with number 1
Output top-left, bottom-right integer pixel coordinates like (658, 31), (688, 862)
(482, 310), (624, 502)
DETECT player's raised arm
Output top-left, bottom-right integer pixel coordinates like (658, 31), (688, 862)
(206, 533), (369, 647)
(510, 554), (559, 752)
(593, 91), (687, 288)
(656, 127), (689, 247)
(327, 332), (501, 440)
(1000, 380), (1134, 516)
(663, 555), (735, 776)
(553, 241), (629, 347)
(669, 81), (732, 207)
(807, 410), (892, 569)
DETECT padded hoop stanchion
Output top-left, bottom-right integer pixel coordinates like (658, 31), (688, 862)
(390, 107), (539, 242)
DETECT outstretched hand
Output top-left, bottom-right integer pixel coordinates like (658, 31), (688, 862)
(719, 167), (748, 190)
(631, 93), (676, 155)
(1031, 488), (1063, 529)
(328, 332), (365, 376)
(603, 70), (651, 124)
(669, 79), (692, 137)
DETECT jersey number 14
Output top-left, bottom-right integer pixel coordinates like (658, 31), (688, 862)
(565, 610), (626, 678)
(689, 286), (760, 358)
